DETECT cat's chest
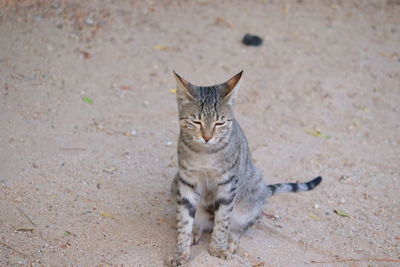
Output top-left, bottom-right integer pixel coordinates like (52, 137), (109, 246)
(180, 150), (222, 171)
(181, 154), (222, 192)
(190, 169), (220, 203)
(178, 148), (230, 198)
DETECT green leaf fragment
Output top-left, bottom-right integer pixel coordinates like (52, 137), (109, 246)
(82, 97), (93, 104)
(305, 129), (330, 139)
(64, 231), (71, 237)
(334, 209), (350, 217)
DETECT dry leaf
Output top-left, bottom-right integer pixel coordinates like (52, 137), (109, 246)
(103, 167), (118, 173)
(214, 17), (234, 28)
(82, 51), (90, 59)
(123, 132), (133, 137)
(351, 118), (359, 128)
(154, 45), (168, 51)
(283, 3), (290, 15)
(100, 212), (116, 220)
(330, 3), (340, 9)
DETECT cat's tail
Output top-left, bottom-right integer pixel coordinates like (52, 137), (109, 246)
(265, 176), (322, 197)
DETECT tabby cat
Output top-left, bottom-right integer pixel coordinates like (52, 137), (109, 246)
(166, 71), (322, 266)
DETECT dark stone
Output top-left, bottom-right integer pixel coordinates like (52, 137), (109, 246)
(242, 34), (263, 46)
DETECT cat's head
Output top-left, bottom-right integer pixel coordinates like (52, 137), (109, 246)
(173, 71), (243, 146)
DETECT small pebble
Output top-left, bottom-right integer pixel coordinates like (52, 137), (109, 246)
(242, 34), (263, 46)
(32, 162), (39, 168)
(339, 175), (351, 184)
(340, 198), (346, 204)
(85, 16), (94, 25)
(131, 129), (137, 136)
(166, 141), (173, 146)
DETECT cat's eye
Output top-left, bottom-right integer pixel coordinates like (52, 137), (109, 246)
(214, 122), (225, 126)
(192, 121), (202, 125)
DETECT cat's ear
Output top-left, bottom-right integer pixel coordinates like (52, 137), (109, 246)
(173, 71), (196, 102)
(222, 70), (243, 104)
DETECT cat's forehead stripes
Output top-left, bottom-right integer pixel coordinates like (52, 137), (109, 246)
(195, 85), (221, 118)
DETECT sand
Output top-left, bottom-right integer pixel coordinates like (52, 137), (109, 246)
(0, 0), (399, 266)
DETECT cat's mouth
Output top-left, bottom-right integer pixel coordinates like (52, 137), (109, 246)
(202, 139), (213, 144)
(199, 137), (216, 145)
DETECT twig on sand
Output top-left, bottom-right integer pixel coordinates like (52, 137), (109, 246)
(17, 207), (36, 227)
(0, 241), (29, 257)
(311, 258), (400, 264)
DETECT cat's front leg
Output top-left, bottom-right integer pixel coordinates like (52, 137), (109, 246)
(209, 176), (237, 260)
(166, 175), (198, 266)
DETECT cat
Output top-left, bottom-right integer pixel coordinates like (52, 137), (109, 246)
(165, 71), (322, 266)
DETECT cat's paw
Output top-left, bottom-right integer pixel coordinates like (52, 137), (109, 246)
(227, 233), (241, 254)
(165, 253), (189, 267)
(208, 245), (232, 260)
(227, 238), (239, 254)
(191, 226), (202, 245)
(165, 256), (182, 267)
(165, 257), (181, 267)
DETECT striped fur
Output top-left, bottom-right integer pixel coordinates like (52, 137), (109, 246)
(266, 176), (322, 196)
(165, 71), (323, 266)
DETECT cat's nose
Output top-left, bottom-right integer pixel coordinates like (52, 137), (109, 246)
(202, 127), (213, 143)
(203, 135), (212, 142)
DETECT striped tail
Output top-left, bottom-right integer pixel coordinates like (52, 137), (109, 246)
(266, 176), (322, 196)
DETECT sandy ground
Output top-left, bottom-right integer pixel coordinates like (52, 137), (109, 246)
(0, 0), (399, 266)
